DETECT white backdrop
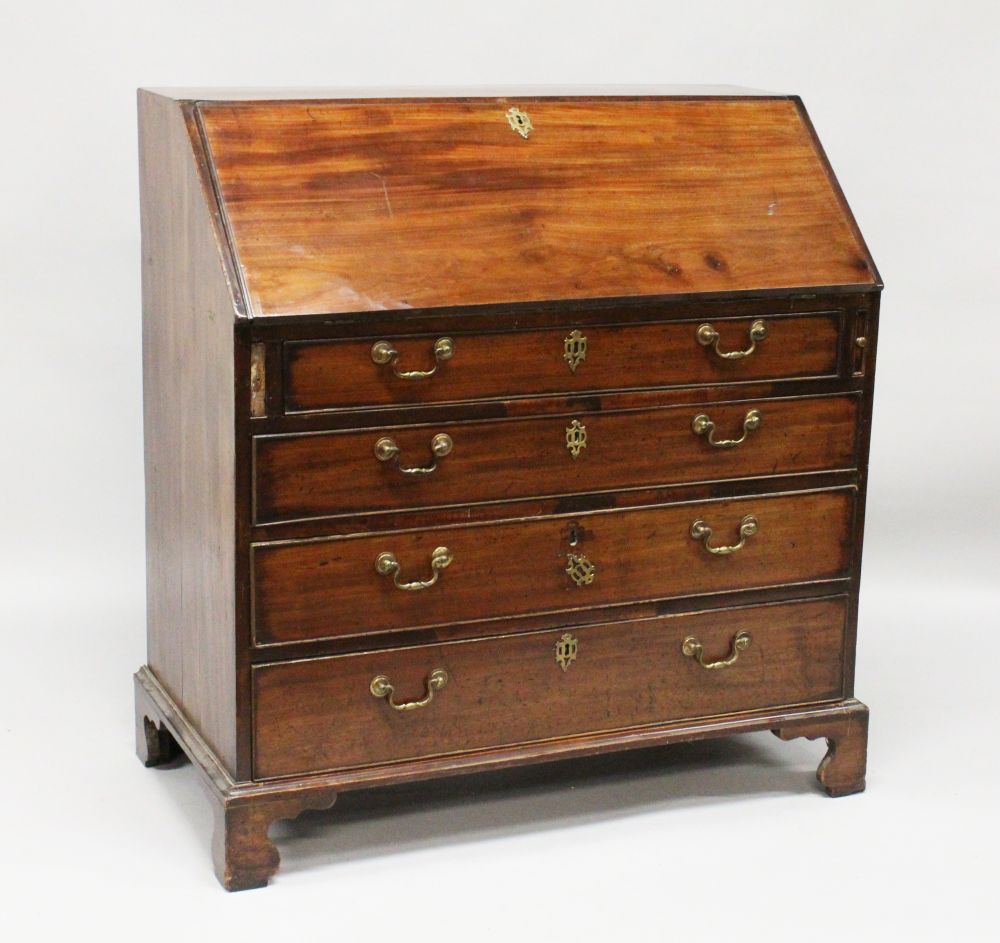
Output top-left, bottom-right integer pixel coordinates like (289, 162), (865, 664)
(1, 1), (997, 939)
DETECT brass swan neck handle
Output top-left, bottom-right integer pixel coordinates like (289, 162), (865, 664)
(690, 515), (758, 555)
(682, 631), (752, 669)
(370, 668), (449, 711)
(375, 433), (453, 475)
(692, 409), (762, 448)
(371, 337), (454, 379)
(375, 547), (453, 590)
(696, 320), (767, 360)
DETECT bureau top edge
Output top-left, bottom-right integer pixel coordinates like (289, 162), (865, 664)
(242, 285), (882, 332)
(143, 85), (785, 103)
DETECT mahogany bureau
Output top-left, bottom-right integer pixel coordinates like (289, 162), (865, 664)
(134, 87), (881, 890)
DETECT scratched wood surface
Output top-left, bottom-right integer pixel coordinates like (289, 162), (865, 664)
(254, 394), (859, 523)
(252, 488), (854, 646)
(198, 97), (876, 318)
(138, 92), (239, 774)
(284, 312), (841, 412)
(252, 597), (847, 777)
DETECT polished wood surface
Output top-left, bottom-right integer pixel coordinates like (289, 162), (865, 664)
(284, 313), (841, 412)
(137, 88), (880, 889)
(138, 90), (240, 774)
(252, 488), (854, 645)
(774, 707), (868, 797)
(198, 97), (875, 318)
(253, 597), (847, 778)
(137, 667), (870, 891)
(254, 394), (858, 523)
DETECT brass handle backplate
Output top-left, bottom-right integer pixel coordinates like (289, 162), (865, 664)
(371, 337), (454, 379)
(376, 546), (453, 590)
(682, 631), (752, 669)
(565, 552), (596, 586)
(375, 433), (453, 475)
(370, 668), (449, 711)
(696, 320), (767, 360)
(690, 515), (758, 555)
(692, 409), (762, 448)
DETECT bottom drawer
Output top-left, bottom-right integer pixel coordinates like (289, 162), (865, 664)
(252, 597), (847, 779)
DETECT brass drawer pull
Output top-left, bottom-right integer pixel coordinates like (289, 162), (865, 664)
(375, 433), (453, 475)
(690, 515), (758, 555)
(682, 631), (752, 669)
(370, 668), (449, 711)
(371, 337), (454, 378)
(692, 408), (762, 448)
(375, 546), (453, 590)
(696, 320), (767, 360)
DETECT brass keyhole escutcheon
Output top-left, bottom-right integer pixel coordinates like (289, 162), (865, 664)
(555, 633), (579, 671)
(565, 419), (587, 458)
(563, 330), (587, 372)
(506, 107), (533, 139)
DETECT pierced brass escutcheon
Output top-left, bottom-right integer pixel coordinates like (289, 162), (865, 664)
(696, 320), (768, 360)
(565, 552), (596, 586)
(555, 633), (579, 671)
(375, 433), (453, 475)
(370, 668), (449, 711)
(565, 419), (587, 458)
(691, 409), (762, 449)
(506, 107), (533, 139)
(563, 329), (587, 373)
(690, 515), (758, 556)
(376, 546), (453, 590)
(371, 337), (454, 379)
(682, 631), (752, 669)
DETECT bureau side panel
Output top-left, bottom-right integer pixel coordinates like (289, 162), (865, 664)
(844, 292), (881, 696)
(138, 91), (239, 774)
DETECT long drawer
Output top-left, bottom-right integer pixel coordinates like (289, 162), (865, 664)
(284, 314), (841, 412)
(252, 488), (853, 646)
(254, 394), (858, 523)
(252, 597), (848, 778)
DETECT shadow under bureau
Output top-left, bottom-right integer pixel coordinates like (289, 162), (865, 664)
(135, 87), (881, 890)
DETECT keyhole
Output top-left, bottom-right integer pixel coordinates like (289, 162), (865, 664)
(569, 524), (580, 547)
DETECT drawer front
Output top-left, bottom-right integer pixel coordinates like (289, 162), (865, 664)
(252, 597), (848, 778)
(285, 314), (840, 412)
(254, 394), (858, 523)
(253, 489), (853, 646)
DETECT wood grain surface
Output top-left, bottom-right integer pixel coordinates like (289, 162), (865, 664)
(136, 89), (881, 890)
(138, 91), (239, 774)
(254, 394), (859, 523)
(252, 488), (854, 646)
(284, 313), (841, 412)
(252, 597), (847, 778)
(198, 97), (875, 318)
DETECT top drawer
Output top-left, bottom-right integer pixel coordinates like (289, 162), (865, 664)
(284, 313), (841, 413)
